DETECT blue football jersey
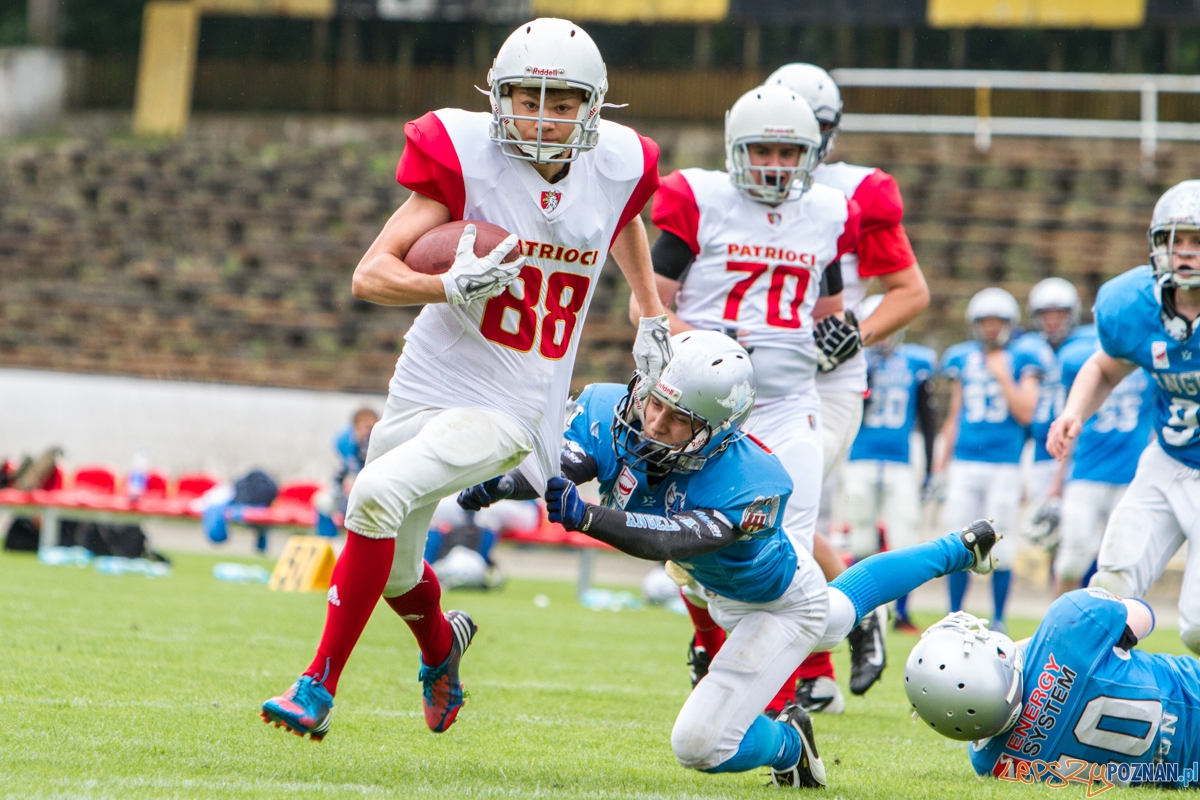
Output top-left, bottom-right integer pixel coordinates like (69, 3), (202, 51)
(1095, 266), (1200, 470)
(1027, 326), (1098, 462)
(942, 337), (1054, 464)
(970, 589), (1200, 787)
(849, 344), (938, 464)
(1059, 337), (1155, 485)
(565, 383), (798, 604)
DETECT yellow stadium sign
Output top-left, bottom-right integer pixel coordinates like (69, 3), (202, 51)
(532, 0), (728, 23)
(928, 0), (1145, 28)
(133, 2), (200, 138)
(194, 0), (334, 17)
(269, 536), (337, 593)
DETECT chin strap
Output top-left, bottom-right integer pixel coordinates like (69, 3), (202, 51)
(1159, 284), (1195, 342)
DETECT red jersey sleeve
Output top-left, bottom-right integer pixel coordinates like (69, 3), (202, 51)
(852, 169), (916, 277)
(395, 112), (466, 220)
(611, 133), (661, 247)
(833, 197), (861, 266)
(650, 170), (701, 255)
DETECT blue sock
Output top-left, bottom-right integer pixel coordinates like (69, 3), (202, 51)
(1081, 558), (1098, 587)
(702, 715), (800, 773)
(896, 593), (909, 620)
(829, 532), (973, 625)
(991, 569), (1012, 623)
(949, 571), (969, 612)
(423, 529), (443, 565)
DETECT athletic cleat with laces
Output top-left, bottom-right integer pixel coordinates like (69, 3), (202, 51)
(419, 609), (477, 733)
(261, 674), (334, 741)
(847, 605), (888, 696)
(960, 519), (1000, 575)
(771, 704), (826, 788)
(686, 636), (713, 688)
(794, 675), (844, 715)
(893, 614), (920, 635)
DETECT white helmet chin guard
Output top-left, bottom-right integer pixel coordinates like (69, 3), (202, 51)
(724, 85), (822, 205)
(905, 612), (1025, 742)
(966, 287), (1020, 349)
(1027, 277), (1081, 345)
(487, 18), (607, 165)
(1149, 179), (1200, 289)
(762, 63), (843, 162)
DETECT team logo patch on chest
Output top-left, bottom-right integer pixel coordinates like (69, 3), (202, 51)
(767, 212), (782, 226)
(664, 482), (686, 514)
(739, 495), (780, 534)
(541, 190), (562, 213)
(1152, 341), (1170, 369)
(614, 466), (638, 510)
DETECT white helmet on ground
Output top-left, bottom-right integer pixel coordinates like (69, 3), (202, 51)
(1149, 179), (1200, 289)
(904, 612), (1025, 742)
(724, 85), (822, 205)
(613, 330), (755, 476)
(1027, 277), (1081, 346)
(487, 18), (607, 164)
(966, 287), (1020, 348)
(762, 63), (843, 162)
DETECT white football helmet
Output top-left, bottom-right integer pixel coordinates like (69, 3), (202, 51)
(487, 18), (607, 164)
(905, 612), (1025, 742)
(1026, 277), (1081, 346)
(613, 330), (755, 476)
(1149, 179), (1200, 288)
(725, 85), (822, 205)
(762, 63), (843, 162)
(966, 287), (1020, 348)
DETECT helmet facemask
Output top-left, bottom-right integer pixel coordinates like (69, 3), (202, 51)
(728, 138), (820, 205)
(815, 112), (841, 162)
(1150, 222), (1200, 289)
(489, 72), (604, 165)
(611, 374), (716, 478)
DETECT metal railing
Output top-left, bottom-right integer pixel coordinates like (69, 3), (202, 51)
(831, 68), (1200, 157)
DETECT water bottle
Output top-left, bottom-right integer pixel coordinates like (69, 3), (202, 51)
(127, 450), (150, 498)
(213, 563), (271, 584)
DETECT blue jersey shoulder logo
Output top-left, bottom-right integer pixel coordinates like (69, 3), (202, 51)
(739, 495), (780, 534)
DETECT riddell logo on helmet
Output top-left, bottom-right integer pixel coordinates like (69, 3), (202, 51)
(525, 66), (566, 77)
(655, 380), (683, 403)
(762, 126), (796, 135)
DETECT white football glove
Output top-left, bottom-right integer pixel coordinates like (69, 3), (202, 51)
(441, 224), (525, 305)
(633, 314), (672, 387)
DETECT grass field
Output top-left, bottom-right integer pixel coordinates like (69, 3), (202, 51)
(1, 549), (1189, 799)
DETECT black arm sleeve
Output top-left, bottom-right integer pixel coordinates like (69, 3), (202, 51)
(819, 259), (843, 297)
(560, 440), (599, 485)
(915, 379), (938, 480)
(651, 230), (696, 281)
(575, 505), (738, 561)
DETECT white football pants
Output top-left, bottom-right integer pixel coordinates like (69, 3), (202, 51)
(746, 396), (824, 555)
(1053, 480), (1127, 582)
(841, 459), (922, 559)
(819, 389), (865, 482)
(1026, 458), (1060, 510)
(941, 460), (1022, 568)
(344, 394), (532, 597)
(1090, 440), (1200, 654)
(671, 551), (857, 770)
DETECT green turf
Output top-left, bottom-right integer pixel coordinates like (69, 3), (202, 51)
(0, 549), (1189, 799)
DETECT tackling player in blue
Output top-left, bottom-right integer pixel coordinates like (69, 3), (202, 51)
(460, 330), (1002, 786)
(934, 287), (1054, 633)
(1049, 179), (1200, 655)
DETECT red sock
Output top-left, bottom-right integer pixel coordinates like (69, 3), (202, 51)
(765, 666), (804, 715)
(304, 531), (394, 696)
(384, 561), (452, 667)
(682, 590), (726, 655)
(797, 650), (835, 681)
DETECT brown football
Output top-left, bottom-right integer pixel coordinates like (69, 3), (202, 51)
(404, 220), (521, 276)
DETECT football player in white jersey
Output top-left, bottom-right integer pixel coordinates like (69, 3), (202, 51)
(761, 62), (931, 712)
(630, 84), (860, 715)
(260, 17), (670, 740)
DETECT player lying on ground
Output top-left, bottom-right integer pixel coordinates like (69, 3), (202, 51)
(1048, 179), (1200, 655)
(260, 17), (670, 741)
(907, 590), (1199, 788)
(460, 330), (1001, 786)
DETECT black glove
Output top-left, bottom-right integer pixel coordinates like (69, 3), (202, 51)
(457, 475), (515, 511)
(814, 311), (861, 373)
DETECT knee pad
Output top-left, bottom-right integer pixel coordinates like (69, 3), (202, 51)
(1181, 626), (1200, 656)
(671, 719), (721, 770)
(1088, 569), (1134, 599)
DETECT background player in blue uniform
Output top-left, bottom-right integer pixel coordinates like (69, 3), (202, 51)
(1052, 336), (1155, 595)
(841, 294), (938, 633)
(906, 589), (1199, 788)
(1050, 179), (1200, 655)
(460, 330), (1001, 787)
(935, 287), (1054, 632)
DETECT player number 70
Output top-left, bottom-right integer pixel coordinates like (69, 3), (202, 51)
(723, 261), (812, 329)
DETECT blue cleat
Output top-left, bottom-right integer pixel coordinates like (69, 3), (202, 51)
(261, 675), (333, 741)
(418, 610), (477, 733)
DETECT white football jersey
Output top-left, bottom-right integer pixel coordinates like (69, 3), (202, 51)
(812, 162), (917, 394)
(652, 168), (857, 404)
(389, 109), (658, 487)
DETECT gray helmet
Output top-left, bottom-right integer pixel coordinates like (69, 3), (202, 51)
(904, 612), (1025, 742)
(613, 330), (755, 476)
(1149, 179), (1200, 289)
(966, 287), (1020, 349)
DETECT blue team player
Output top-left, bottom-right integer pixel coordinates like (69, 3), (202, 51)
(1050, 179), (1200, 655)
(841, 294), (938, 634)
(934, 287), (1054, 632)
(459, 330), (1002, 787)
(906, 590), (1200, 788)
(1052, 337), (1154, 595)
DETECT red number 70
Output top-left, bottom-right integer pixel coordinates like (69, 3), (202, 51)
(723, 260), (812, 330)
